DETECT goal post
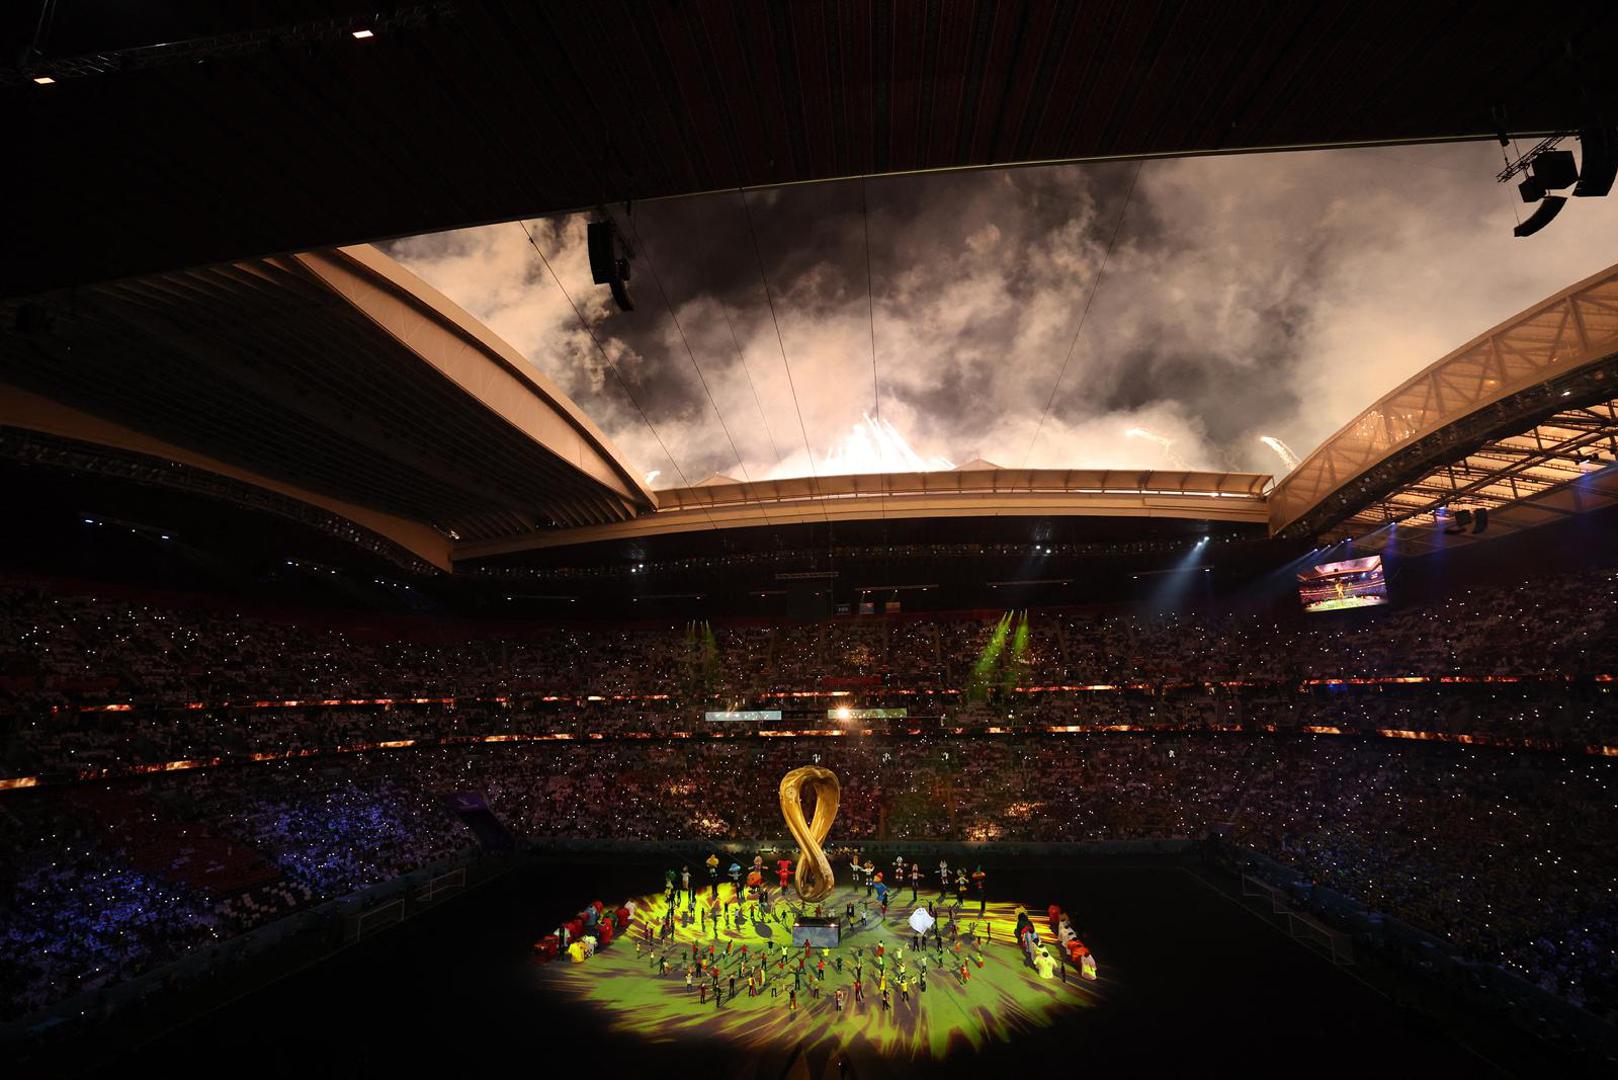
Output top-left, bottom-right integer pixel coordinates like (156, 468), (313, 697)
(348, 898), (405, 941)
(417, 867), (466, 905)
(1284, 910), (1354, 966)
(1239, 874), (1354, 966)
(1240, 873), (1289, 915)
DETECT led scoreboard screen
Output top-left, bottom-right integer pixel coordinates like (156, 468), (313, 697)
(1297, 555), (1388, 613)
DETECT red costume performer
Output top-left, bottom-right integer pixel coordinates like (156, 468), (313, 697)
(777, 858), (792, 889)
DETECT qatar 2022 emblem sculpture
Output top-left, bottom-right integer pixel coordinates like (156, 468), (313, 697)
(778, 765), (840, 903)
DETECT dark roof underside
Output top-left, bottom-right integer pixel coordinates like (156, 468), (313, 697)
(7, 0), (1616, 294)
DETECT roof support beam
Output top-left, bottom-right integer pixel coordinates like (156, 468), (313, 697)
(0, 384), (453, 571)
(294, 246), (653, 513)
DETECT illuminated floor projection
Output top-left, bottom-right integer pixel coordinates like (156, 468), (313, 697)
(533, 882), (1099, 1061)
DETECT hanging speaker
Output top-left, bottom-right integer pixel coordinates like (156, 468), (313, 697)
(1575, 127), (1617, 197)
(1514, 196), (1567, 237)
(587, 221), (618, 284)
(586, 220), (635, 311)
(1530, 149), (1579, 192)
(1472, 507), (1489, 534)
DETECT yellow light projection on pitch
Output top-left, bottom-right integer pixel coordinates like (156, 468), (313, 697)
(777, 765), (839, 902)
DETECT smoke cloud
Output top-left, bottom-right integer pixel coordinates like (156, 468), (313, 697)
(382, 142), (1618, 488)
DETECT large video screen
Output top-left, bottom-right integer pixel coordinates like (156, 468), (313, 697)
(1297, 555), (1388, 613)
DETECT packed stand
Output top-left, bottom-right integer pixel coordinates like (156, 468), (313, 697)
(3, 734), (1614, 1023)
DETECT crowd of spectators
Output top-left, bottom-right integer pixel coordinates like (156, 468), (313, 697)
(3, 567), (1617, 777)
(1, 568), (1616, 1024)
(0, 758), (476, 1023)
(3, 566), (1615, 706)
(1, 735), (1613, 1023)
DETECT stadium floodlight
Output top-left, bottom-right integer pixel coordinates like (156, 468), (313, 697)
(351, 28), (374, 39)
(32, 75), (55, 85)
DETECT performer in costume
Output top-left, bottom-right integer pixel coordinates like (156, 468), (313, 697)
(706, 852), (721, 896)
(972, 865), (987, 914)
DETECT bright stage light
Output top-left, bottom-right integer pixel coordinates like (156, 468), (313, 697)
(352, 29), (374, 39)
(33, 76), (56, 85)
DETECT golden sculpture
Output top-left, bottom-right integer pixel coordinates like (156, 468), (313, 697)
(778, 765), (840, 902)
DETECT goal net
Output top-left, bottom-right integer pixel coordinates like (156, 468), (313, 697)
(350, 898), (405, 941)
(1284, 911), (1354, 966)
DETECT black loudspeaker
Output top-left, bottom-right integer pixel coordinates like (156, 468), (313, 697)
(1530, 149), (1579, 192)
(1439, 508), (1489, 535)
(586, 220), (635, 311)
(587, 221), (618, 283)
(1519, 175), (1545, 203)
(1575, 127), (1617, 198)
(1515, 196), (1567, 237)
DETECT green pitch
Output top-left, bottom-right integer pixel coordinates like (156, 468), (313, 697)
(538, 880), (1098, 1061)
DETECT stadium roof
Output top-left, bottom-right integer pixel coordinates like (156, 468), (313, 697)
(10, 238), (1618, 573)
(6, 1), (1617, 295)
(0, 245), (653, 570)
(457, 468), (1272, 561)
(1270, 260), (1618, 550)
